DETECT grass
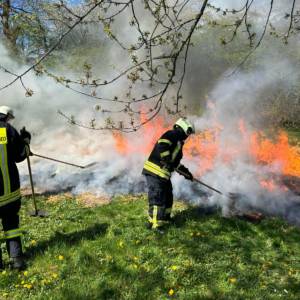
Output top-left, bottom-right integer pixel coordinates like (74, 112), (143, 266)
(287, 129), (300, 146)
(0, 194), (300, 299)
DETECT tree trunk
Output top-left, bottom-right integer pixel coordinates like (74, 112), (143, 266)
(1, 0), (18, 55)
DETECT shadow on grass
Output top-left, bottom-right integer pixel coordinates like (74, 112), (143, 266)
(171, 204), (218, 228)
(26, 223), (108, 258)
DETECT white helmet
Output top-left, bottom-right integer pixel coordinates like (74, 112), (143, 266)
(0, 106), (14, 119)
(174, 118), (195, 135)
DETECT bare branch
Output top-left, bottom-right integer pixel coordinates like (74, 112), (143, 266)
(0, 0), (107, 91)
(229, 0), (274, 75)
(285, 0), (296, 39)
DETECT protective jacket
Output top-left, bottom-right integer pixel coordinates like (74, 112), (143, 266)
(0, 121), (27, 207)
(142, 128), (187, 180)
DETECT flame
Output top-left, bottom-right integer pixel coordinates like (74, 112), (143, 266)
(184, 130), (219, 175)
(260, 179), (277, 191)
(113, 115), (168, 155)
(250, 131), (300, 177)
(112, 112), (300, 182)
(112, 131), (128, 155)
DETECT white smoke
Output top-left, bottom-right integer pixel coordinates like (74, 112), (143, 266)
(0, 8), (299, 227)
(0, 43), (145, 197)
(177, 59), (300, 222)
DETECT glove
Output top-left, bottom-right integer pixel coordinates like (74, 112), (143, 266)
(20, 127), (31, 145)
(24, 145), (33, 157)
(177, 164), (193, 181)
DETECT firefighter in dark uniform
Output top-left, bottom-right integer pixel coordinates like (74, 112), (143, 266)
(0, 106), (31, 270)
(142, 118), (195, 230)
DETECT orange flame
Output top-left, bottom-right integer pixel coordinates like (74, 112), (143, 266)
(113, 113), (300, 180)
(112, 115), (169, 155)
(260, 179), (277, 191)
(250, 131), (300, 177)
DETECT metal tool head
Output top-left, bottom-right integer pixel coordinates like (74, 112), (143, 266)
(29, 210), (49, 218)
(238, 212), (264, 223)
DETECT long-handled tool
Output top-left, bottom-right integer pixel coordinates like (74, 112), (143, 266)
(31, 152), (97, 169)
(26, 150), (48, 217)
(176, 168), (239, 218)
(176, 168), (238, 199)
(176, 169), (264, 221)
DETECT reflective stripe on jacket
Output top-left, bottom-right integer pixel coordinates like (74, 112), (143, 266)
(143, 160), (171, 179)
(142, 128), (185, 180)
(4, 227), (25, 239)
(0, 122), (27, 207)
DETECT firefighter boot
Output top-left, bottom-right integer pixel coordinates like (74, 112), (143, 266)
(147, 205), (166, 233)
(7, 239), (26, 271)
(11, 256), (26, 271)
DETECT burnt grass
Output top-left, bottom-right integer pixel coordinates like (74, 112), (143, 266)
(0, 194), (300, 300)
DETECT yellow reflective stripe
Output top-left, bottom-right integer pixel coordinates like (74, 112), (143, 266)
(3, 144), (10, 193)
(160, 150), (170, 158)
(149, 206), (167, 229)
(0, 128), (7, 144)
(0, 189), (21, 207)
(144, 161), (170, 179)
(0, 144), (10, 195)
(152, 221), (166, 228)
(152, 220), (166, 228)
(4, 228), (25, 239)
(5, 234), (22, 239)
(171, 142), (182, 162)
(0, 145), (5, 194)
(145, 161), (170, 176)
(152, 205), (158, 228)
(144, 165), (169, 179)
(148, 217), (166, 228)
(158, 139), (172, 145)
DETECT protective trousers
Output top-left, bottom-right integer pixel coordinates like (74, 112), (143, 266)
(0, 199), (23, 262)
(145, 175), (173, 228)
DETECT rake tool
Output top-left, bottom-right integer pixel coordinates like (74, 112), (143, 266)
(25, 147), (96, 217)
(31, 152), (97, 169)
(176, 169), (264, 221)
(175, 168), (239, 200)
(26, 151), (48, 217)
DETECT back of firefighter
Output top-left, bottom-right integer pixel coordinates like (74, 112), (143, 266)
(142, 118), (195, 231)
(0, 106), (31, 270)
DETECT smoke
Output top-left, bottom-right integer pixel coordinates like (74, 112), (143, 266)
(177, 58), (300, 223)
(172, 1), (300, 225)
(0, 42), (144, 194)
(0, 0), (300, 227)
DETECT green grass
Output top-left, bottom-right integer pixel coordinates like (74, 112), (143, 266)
(287, 129), (300, 146)
(1, 195), (300, 299)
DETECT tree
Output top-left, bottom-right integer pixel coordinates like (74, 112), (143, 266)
(1, 0), (18, 54)
(0, 0), (299, 131)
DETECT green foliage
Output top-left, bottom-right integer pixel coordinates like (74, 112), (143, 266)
(1, 195), (300, 299)
(287, 129), (300, 146)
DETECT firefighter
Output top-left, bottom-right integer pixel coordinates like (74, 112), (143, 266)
(142, 118), (195, 231)
(0, 106), (31, 270)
